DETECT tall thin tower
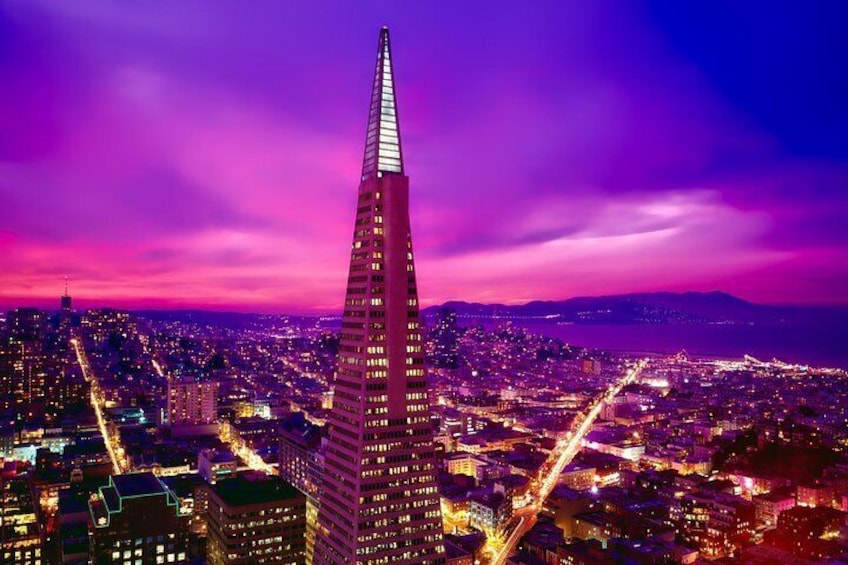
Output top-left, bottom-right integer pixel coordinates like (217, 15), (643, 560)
(61, 276), (72, 312)
(313, 27), (446, 565)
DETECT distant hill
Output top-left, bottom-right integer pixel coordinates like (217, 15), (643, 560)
(422, 291), (848, 325)
(125, 292), (846, 328)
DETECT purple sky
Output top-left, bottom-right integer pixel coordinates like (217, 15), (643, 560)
(2, 1), (847, 312)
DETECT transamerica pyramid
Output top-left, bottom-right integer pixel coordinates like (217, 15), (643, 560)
(312, 27), (446, 565)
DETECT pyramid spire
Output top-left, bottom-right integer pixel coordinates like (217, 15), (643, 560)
(314, 27), (445, 565)
(361, 26), (404, 179)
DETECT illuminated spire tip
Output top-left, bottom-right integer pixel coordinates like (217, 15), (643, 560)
(361, 27), (403, 179)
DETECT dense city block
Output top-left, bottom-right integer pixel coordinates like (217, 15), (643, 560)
(1, 300), (846, 564)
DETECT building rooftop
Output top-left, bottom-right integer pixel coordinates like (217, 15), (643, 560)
(754, 487), (796, 503)
(211, 473), (301, 507)
(444, 532), (486, 555)
(200, 448), (236, 463)
(547, 484), (587, 502)
(112, 472), (168, 498)
(444, 539), (472, 560)
(280, 412), (321, 447)
(90, 473), (183, 528)
(522, 518), (564, 551)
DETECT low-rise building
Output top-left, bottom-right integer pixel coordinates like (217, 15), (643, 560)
(753, 489), (796, 529)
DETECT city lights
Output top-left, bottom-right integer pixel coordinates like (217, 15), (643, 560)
(1, 6), (846, 565)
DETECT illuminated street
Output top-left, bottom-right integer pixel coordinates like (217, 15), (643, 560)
(276, 350), (328, 387)
(2, 5), (847, 563)
(155, 352), (279, 477)
(70, 338), (130, 475)
(218, 420), (278, 476)
(489, 359), (648, 565)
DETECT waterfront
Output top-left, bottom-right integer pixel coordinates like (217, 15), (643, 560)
(507, 320), (848, 370)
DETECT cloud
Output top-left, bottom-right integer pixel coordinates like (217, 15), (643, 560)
(416, 189), (783, 304)
(1, 1), (846, 310)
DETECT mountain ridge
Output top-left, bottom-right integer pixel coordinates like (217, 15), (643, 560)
(422, 291), (848, 325)
(11, 291), (844, 327)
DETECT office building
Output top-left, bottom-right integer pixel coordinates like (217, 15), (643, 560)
(167, 378), (219, 435)
(206, 473), (306, 565)
(313, 27), (445, 565)
(88, 473), (191, 565)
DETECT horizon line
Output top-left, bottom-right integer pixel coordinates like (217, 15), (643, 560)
(2, 289), (847, 317)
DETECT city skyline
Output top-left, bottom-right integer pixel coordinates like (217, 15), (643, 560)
(3, 2), (848, 312)
(1, 7), (847, 565)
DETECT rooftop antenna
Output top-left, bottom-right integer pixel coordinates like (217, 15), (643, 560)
(64, 276), (69, 297)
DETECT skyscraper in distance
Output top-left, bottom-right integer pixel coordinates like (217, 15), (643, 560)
(431, 308), (460, 369)
(61, 277), (72, 313)
(313, 27), (446, 565)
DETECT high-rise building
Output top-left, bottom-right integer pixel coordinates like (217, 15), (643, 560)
(1, 309), (51, 419)
(88, 473), (191, 565)
(167, 377), (219, 435)
(5, 308), (46, 406)
(61, 279), (73, 314)
(0, 469), (43, 565)
(431, 308), (460, 369)
(1, 306), (73, 423)
(6, 308), (47, 342)
(313, 27), (445, 565)
(279, 414), (323, 498)
(0, 337), (18, 412)
(206, 473), (307, 565)
(58, 279), (75, 337)
(280, 416), (324, 564)
(58, 487), (92, 565)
